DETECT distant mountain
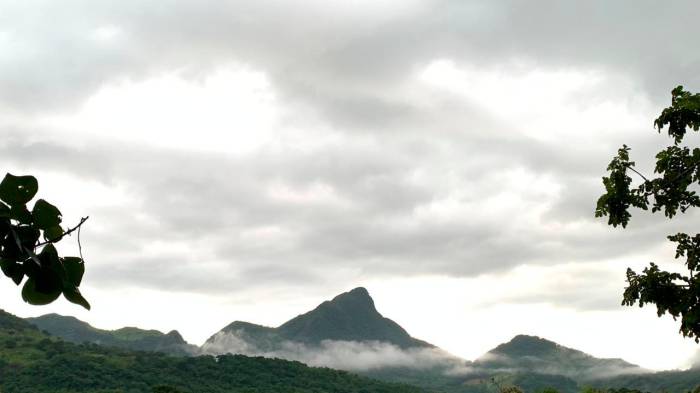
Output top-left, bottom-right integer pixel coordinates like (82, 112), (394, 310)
(474, 335), (645, 380)
(0, 309), (424, 393)
(202, 288), (657, 393)
(27, 313), (198, 356)
(205, 287), (432, 350)
(17, 287), (700, 393)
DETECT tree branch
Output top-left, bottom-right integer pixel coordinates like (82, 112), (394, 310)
(626, 165), (650, 183)
(35, 216), (90, 248)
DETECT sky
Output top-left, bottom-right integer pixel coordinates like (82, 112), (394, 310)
(1, 0), (700, 371)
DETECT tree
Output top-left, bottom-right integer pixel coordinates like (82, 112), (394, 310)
(596, 86), (700, 341)
(0, 173), (90, 309)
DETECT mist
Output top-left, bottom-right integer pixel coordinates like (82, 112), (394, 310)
(201, 330), (468, 374)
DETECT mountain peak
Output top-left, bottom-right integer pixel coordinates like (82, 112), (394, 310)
(272, 287), (430, 348)
(326, 287), (376, 312)
(206, 287), (433, 350)
(346, 286), (371, 297)
(489, 335), (568, 358)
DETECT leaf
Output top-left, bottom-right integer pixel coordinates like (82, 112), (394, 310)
(0, 218), (10, 239)
(15, 227), (40, 252)
(0, 174), (38, 206)
(63, 287), (90, 310)
(22, 277), (61, 305)
(0, 201), (9, 218)
(43, 225), (64, 242)
(2, 227), (40, 261)
(62, 257), (84, 287)
(38, 243), (61, 271)
(32, 199), (62, 229)
(9, 204), (32, 224)
(0, 258), (24, 285)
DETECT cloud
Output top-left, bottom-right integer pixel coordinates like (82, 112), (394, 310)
(200, 330), (646, 379)
(201, 330), (468, 373)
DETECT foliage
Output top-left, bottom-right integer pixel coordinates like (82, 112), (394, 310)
(596, 86), (700, 340)
(0, 173), (90, 309)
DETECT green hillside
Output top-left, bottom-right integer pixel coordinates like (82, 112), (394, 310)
(0, 309), (424, 393)
(27, 313), (198, 356)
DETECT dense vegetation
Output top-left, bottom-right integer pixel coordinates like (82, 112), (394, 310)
(0, 310), (424, 393)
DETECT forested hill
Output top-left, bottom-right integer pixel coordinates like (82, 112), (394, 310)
(474, 335), (644, 379)
(0, 309), (424, 393)
(27, 313), (198, 356)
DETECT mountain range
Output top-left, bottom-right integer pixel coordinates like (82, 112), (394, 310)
(0, 309), (422, 393)
(20, 287), (700, 393)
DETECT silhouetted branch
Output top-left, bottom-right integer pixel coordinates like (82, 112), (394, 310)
(35, 216), (90, 248)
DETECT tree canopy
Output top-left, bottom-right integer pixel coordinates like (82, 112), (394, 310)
(0, 173), (90, 309)
(596, 86), (700, 341)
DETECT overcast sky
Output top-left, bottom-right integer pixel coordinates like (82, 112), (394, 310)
(1, 0), (700, 371)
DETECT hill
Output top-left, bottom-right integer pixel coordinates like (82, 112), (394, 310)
(0, 309), (425, 393)
(474, 334), (644, 380)
(27, 313), (198, 356)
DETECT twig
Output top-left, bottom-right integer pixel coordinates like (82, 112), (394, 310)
(77, 218), (84, 261)
(626, 165), (650, 183)
(35, 216), (90, 248)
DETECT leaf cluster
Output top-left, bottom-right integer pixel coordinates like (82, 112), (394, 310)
(0, 173), (89, 309)
(596, 86), (700, 341)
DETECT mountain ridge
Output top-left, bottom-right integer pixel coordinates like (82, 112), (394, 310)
(1, 308), (424, 393)
(27, 313), (198, 356)
(18, 287), (700, 393)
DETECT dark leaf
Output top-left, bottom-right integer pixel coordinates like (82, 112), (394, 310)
(0, 258), (24, 285)
(32, 199), (62, 229)
(43, 225), (64, 242)
(0, 201), (9, 218)
(62, 257), (84, 287)
(22, 277), (61, 305)
(9, 204), (32, 224)
(0, 174), (38, 206)
(63, 287), (90, 310)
